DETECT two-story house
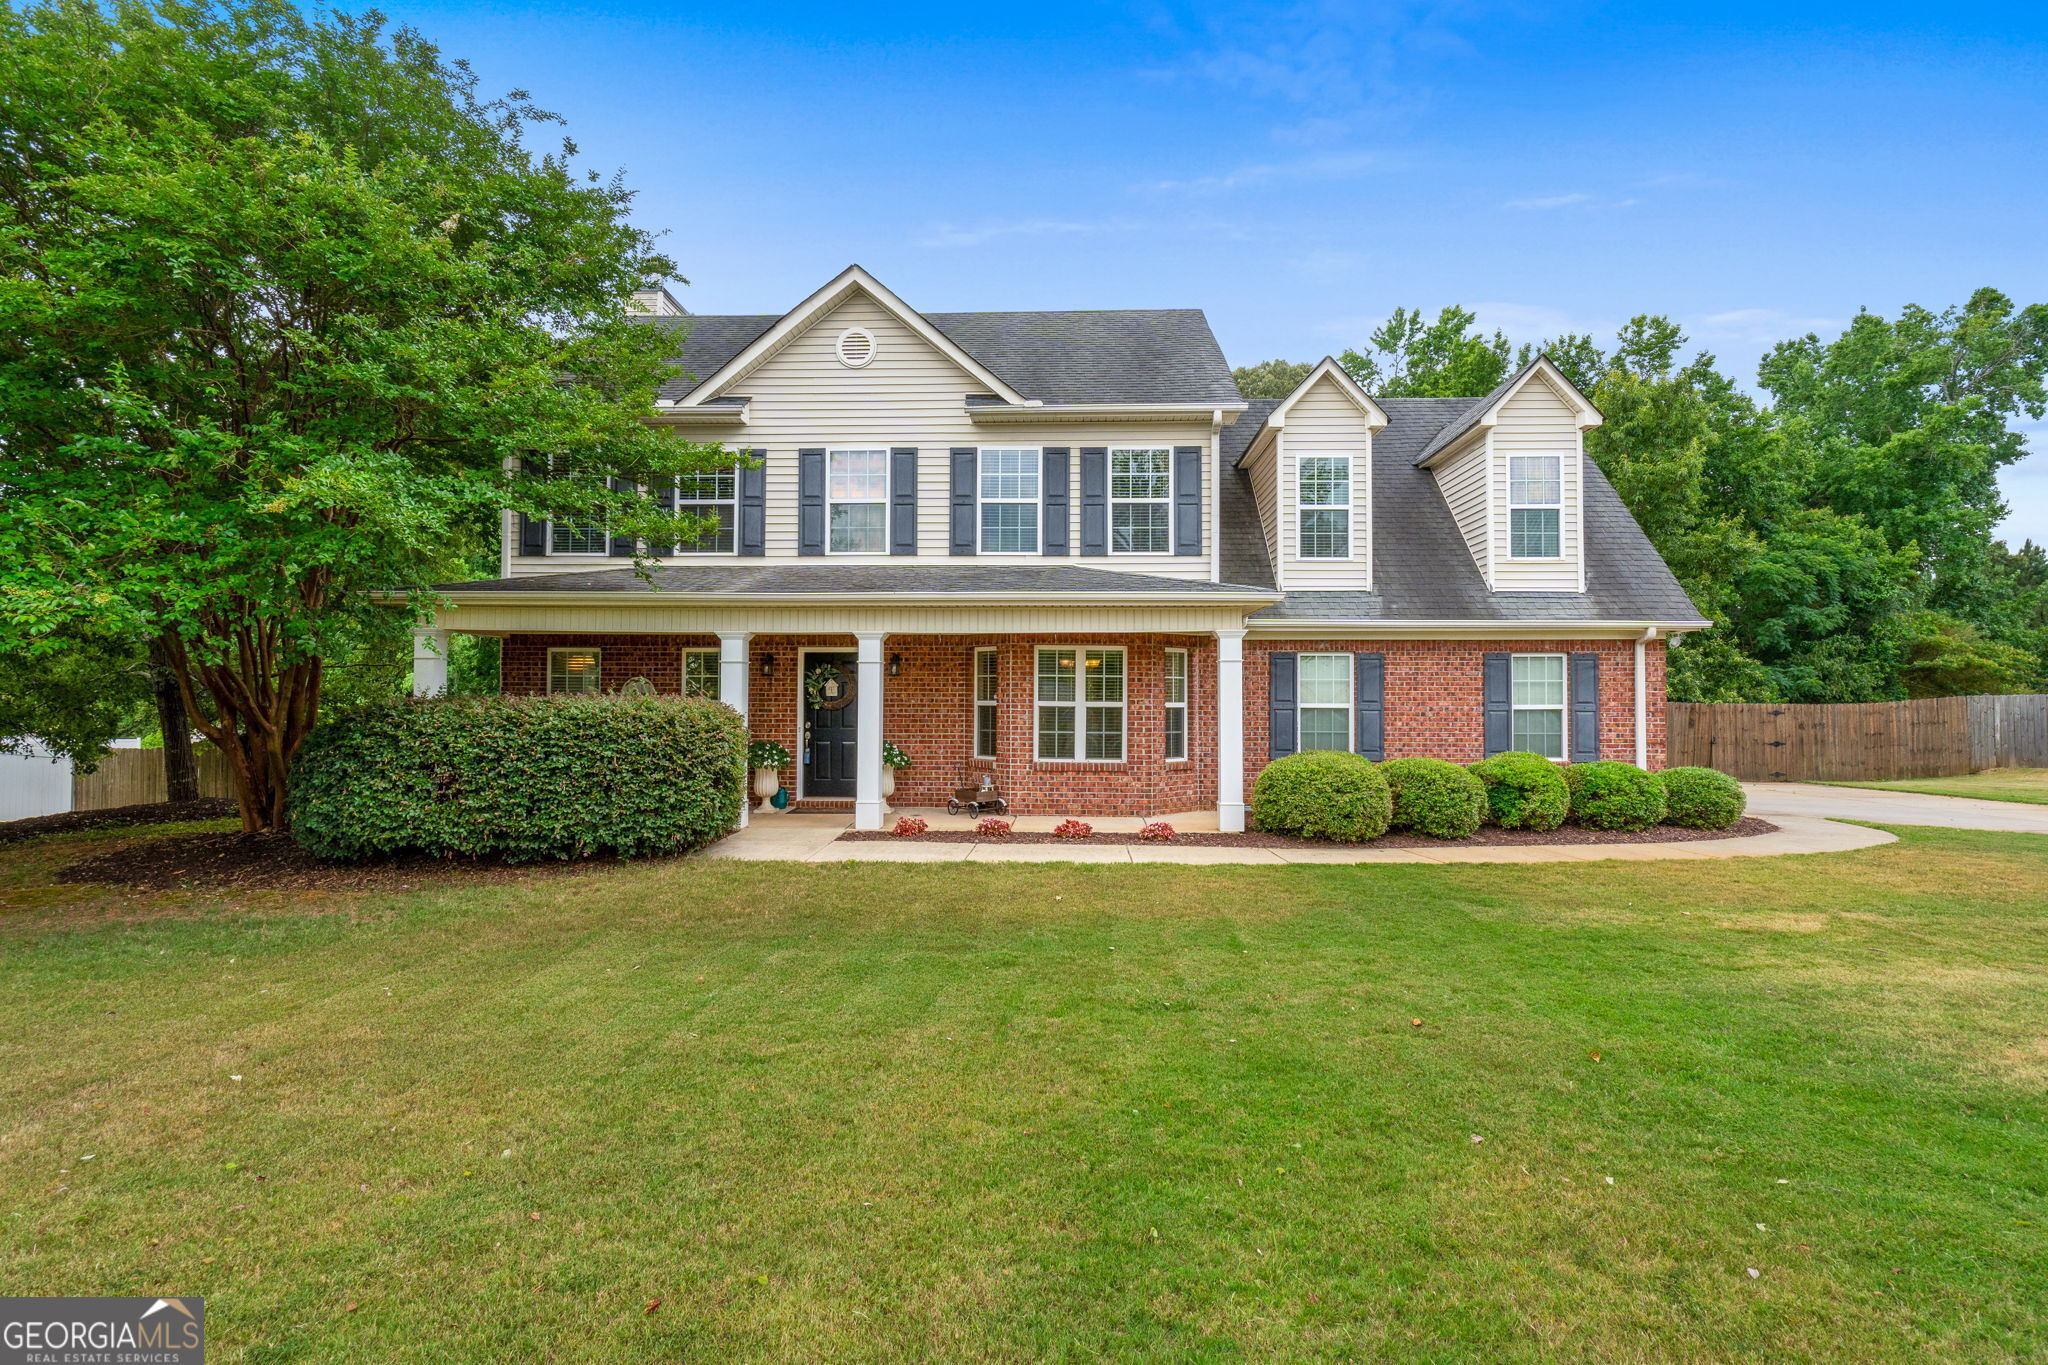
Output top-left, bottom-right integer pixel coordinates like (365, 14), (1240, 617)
(415, 266), (1707, 831)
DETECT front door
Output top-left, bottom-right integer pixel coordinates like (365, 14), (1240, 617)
(802, 652), (860, 798)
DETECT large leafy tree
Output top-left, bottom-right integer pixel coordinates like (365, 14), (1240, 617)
(0, 0), (723, 830)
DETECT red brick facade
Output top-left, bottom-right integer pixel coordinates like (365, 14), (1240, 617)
(497, 631), (1667, 816)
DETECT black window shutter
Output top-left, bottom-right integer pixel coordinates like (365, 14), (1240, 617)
(1482, 653), (1512, 756)
(1354, 653), (1385, 761)
(1173, 446), (1203, 556)
(738, 453), (765, 556)
(516, 455), (548, 556)
(1041, 447), (1071, 556)
(647, 476), (678, 557)
(1268, 652), (1298, 760)
(949, 447), (978, 555)
(890, 447), (919, 555)
(1570, 652), (1602, 762)
(1079, 447), (1108, 556)
(798, 449), (826, 556)
(608, 477), (637, 557)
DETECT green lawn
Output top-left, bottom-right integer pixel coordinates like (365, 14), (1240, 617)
(1820, 768), (2048, 805)
(3, 822), (2045, 1362)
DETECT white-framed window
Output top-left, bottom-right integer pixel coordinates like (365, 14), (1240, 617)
(1109, 447), (1172, 554)
(1298, 653), (1352, 752)
(1163, 648), (1189, 761)
(1511, 653), (1568, 758)
(1508, 454), (1563, 558)
(549, 469), (610, 555)
(1297, 455), (1352, 559)
(979, 447), (1041, 553)
(682, 648), (720, 700)
(673, 468), (737, 554)
(548, 648), (602, 695)
(1036, 646), (1125, 761)
(827, 448), (889, 553)
(973, 647), (999, 760)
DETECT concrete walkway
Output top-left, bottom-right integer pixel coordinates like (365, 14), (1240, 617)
(701, 806), (1895, 865)
(1742, 782), (2048, 833)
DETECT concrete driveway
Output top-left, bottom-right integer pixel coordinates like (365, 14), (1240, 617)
(1742, 782), (2048, 833)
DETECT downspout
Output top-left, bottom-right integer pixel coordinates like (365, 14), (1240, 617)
(1634, 626), (1657, 768)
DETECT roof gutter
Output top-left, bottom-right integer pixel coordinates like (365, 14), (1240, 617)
(969, 401), (1249, 424)
(1244, 616), (1710, 639)
(404, 587), (1285, 608)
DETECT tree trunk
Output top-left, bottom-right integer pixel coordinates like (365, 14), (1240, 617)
(160, 627), (323, 834)
(148, 636), (201, 803)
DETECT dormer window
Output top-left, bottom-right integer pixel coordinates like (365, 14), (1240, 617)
(1298, 456), (1352, 558)
(1508, 455), (1562, 558)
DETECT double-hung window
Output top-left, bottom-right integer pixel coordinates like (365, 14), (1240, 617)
(1298, 456), (1352, 558)
(1508, 455), (1563, 558)
(1297, 653), (1352, 752)
(1511, 654), (1567, 758)
(1109, 448), (1171, 553)
(979, 448), (1040, 553)
(827, 448), (889, 553)
(1163, 648), (1189, 761)
(548, 648), (602, 695)
(682, 648), (720, 700)
(1036, 647), (1125, 761)
(674, 468), (737, 554)
(973, 648), (999, 759)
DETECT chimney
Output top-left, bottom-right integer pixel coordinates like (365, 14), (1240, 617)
(628, 283), (686, 316)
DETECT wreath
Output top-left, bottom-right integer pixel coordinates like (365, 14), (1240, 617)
(804, 662), (856, 711)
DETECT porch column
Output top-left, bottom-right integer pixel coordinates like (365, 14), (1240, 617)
(854, 632), (887, 830)
(411, 628), (451, 697)
(719, 632), (752, 827)
(1215, 629), (1246, 832)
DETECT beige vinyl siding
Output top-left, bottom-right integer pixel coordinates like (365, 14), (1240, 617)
(507, 294), (1216, 579)
(1242, 439), (1279, 583)
(1488, 374), (1584, 592)
(1276, 373), (1372, 590)
(1432, 433), (1493, 586)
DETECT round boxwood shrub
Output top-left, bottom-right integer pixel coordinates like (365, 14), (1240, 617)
(1564, 760), (1668, 831)
(1659, 765), (1746, 829)
(1467, 751), (1570, 831)
(1252, 751), (1392, 843)
(291, 693), (747, 862)
(1379, 756), (1487, 839)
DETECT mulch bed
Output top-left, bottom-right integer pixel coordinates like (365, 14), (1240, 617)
(840, 816), (1779, 848)
(0, 798), (237, 846)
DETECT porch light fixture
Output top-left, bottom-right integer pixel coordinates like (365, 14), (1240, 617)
(888, 653), (902, 677)
(760, 656), (775, 678)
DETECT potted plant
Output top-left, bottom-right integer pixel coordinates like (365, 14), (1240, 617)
(880, 741), (912, 800)
(747, 739), (791, 809)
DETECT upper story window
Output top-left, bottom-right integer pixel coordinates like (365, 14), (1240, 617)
(1298, 456), (1352, 558)
(682, 648), (720, 699)
(1508, 454), (1562, 558)
(1511, 653), (1567, 758)
(548, 648), (602, 695)
(1109, 447), (1171, 554)
(827, 448), (888, 553)
(979, 447), (1040, 553)
(1297, 653), (1352, 752)
(674, 469), (737, 554)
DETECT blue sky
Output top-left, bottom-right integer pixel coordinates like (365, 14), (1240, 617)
(383, 0), (2048, 545)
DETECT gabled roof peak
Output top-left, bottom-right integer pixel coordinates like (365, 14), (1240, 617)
(1412, 354), (1602, 466)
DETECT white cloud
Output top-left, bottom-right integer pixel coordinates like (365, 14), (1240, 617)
(1142, 151), (1383, 195)
(1690, 307), (1846, 346)
(916, 219), (1130, 249)
(1505, 192), (1592, 210)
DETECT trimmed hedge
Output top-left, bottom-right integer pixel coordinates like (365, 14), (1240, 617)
(1660, 765), (1746, 829)
(1467, 751), (1570, 831)
(291, 694), (747, 862)
(1252, 751), (1392, 842)
(1380, 756), (1487, 839)
(1564, 760), (1668, 831)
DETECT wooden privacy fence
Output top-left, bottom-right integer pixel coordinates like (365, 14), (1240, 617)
(72, 747), (238, 811)
(1668, 694), (2048, 781)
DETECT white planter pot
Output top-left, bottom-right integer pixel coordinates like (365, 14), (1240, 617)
(752, 768), (781, 802)
(881, 767), (897, 800)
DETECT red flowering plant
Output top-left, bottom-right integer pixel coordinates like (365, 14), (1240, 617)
(891, 816), (928, 837)
(975, 817), (1013, 837)
(1051, 818), (1093, 839)
(1138, 821), (1175, 841)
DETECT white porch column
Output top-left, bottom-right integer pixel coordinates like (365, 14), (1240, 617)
(1634, 627), (1655, 768)
(853, 632), (887, 830)
(1215, 629), (1247, 832)
(411, 628), (451, 697)
(719, 632), (753, 826)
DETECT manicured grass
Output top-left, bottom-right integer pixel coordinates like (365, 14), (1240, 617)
(1821, 768), (2048, 805)
(3, 823), (2046, 1362)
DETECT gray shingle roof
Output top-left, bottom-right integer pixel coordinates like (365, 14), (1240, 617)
(1249, 396), (1706, 624)
(1411, 361), (1531, 464)
(638, 309), (1240, 406)
(436, 564), (1276, 597)
(1218, 399), (1280, 589)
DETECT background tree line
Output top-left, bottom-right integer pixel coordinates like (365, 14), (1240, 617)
(1235, 295), (2048, 703)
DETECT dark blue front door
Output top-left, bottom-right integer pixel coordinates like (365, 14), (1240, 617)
(803, 653), (859, 798)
